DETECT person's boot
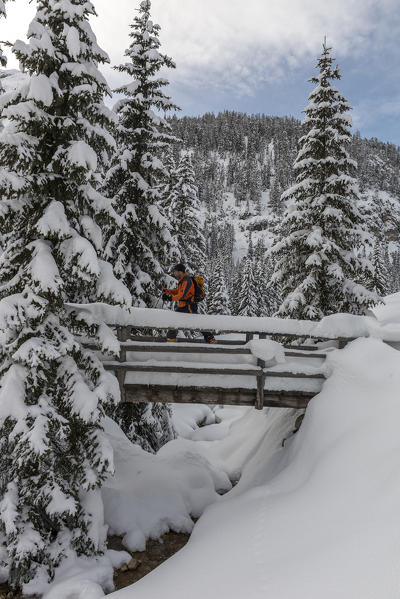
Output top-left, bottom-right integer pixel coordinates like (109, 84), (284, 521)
(208, 338), (217, 344)
(167, 338), (178, 342)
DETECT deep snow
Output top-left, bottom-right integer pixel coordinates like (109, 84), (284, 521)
(108, 337), (400, 599)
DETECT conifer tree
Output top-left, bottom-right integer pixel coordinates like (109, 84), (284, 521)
(389, 250), (400, 293)
(371, 239), (389, 296)
(104, 0), (177, 453)
(271, 42), (378, 319)
(104, 0), (179, 307)
(0, 1), (131, 589)
(238, 256), (258, 317)
(207, 258), (231, 315)
(168, 153), (207, 274)
(229, 262), (243, 315)
(159, 148), (177, 211)
(253, 240), (276, 317)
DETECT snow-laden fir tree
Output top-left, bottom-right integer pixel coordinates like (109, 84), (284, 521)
(207, 258), (231, 315)
(229, 262), (242, 315)
(104, 0), (179, 308)
(159, 148), (177, 211)
(0, 0), (131, 590)
(388, 249), (400, 293)
(253, 239), (280, 317)
(237, 252), (259, 317)
(104, 0), (177, 453)
(168, 153), (207, 275)
(371, 239), (389, 295)
(270, 42), (379, 319)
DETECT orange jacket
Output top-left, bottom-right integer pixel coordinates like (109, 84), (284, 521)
(165, 273), (195, 308)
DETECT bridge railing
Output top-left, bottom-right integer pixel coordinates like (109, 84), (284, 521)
(95, 325), (330, 410)
(73, 304), (392, 409)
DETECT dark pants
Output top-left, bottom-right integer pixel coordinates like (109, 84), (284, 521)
(167, 304), (215, 343)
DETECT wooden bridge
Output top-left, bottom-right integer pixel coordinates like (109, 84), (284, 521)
(90, 310), (358, 410)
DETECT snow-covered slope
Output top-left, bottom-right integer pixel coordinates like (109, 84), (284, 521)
(170, 112), (400, 264)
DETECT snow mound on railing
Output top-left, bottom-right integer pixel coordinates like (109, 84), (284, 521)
(246, 339), (285, 365)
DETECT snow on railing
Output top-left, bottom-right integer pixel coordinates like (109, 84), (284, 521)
(66, 303), (400, 342)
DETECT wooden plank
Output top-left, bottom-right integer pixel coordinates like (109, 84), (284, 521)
(103, 362), (325, 379)
(266, 370), (325, 379)
(104, 363), (261, 377)
(129, 335), (248, 346)
(284, 344), (319, 351)
(125, 384), (256, 406)
(126, 337), (330, 350)
(263, 396), (311, 409)
(83, 342), (325, 359)
(130, 335), (167, 343)
(121, 344), (251, 355)
(117, 325), (344, 342)
(285, 350), (327, 359)
(123, 384), (315, 409)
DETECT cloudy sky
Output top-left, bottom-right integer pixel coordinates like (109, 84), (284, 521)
(3, 0), (400, 144)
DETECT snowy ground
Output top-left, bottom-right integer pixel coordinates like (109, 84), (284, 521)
(42, 402), (299, 598)
(41, 293), (400, 598)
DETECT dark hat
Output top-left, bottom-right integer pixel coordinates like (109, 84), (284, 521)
(172, 263), (186, 273)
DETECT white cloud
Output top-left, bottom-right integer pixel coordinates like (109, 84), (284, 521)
(3, 0), (400, 97)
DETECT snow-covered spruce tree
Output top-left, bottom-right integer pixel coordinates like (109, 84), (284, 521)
(207, 258), (231, 315)
(104, 0), (177, 452)
(159, 148), (177, 211)
(270, 42), (379, 319)
(104, 0), (179, 308)
(0, 1), (131, 590)
(371, 239), (389, 295)
(168, 153), (207, 275)
(229, 262), (243, 315)
(238, 256), (258, 317)
(388, 250), (400, 294)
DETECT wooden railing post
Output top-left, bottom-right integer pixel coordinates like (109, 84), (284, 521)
(255, 333), (266, 410)
(116, 326), (128, 401)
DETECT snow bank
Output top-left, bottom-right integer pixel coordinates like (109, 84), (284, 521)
(101, 418), (231, 552)
(372, 292), (400, 324)
(107, 338), (400, 599)
(41, 404), (299, 598)
(158, 406), (299, 487)
(171, 404), (216, 438)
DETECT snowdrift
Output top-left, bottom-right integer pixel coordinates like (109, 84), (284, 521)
(108, 337), (400, 599)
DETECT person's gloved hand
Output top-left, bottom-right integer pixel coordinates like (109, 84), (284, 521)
(162, 293), (172, 302)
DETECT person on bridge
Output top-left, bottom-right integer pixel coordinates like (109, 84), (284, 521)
(162, 263), (216, 344)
